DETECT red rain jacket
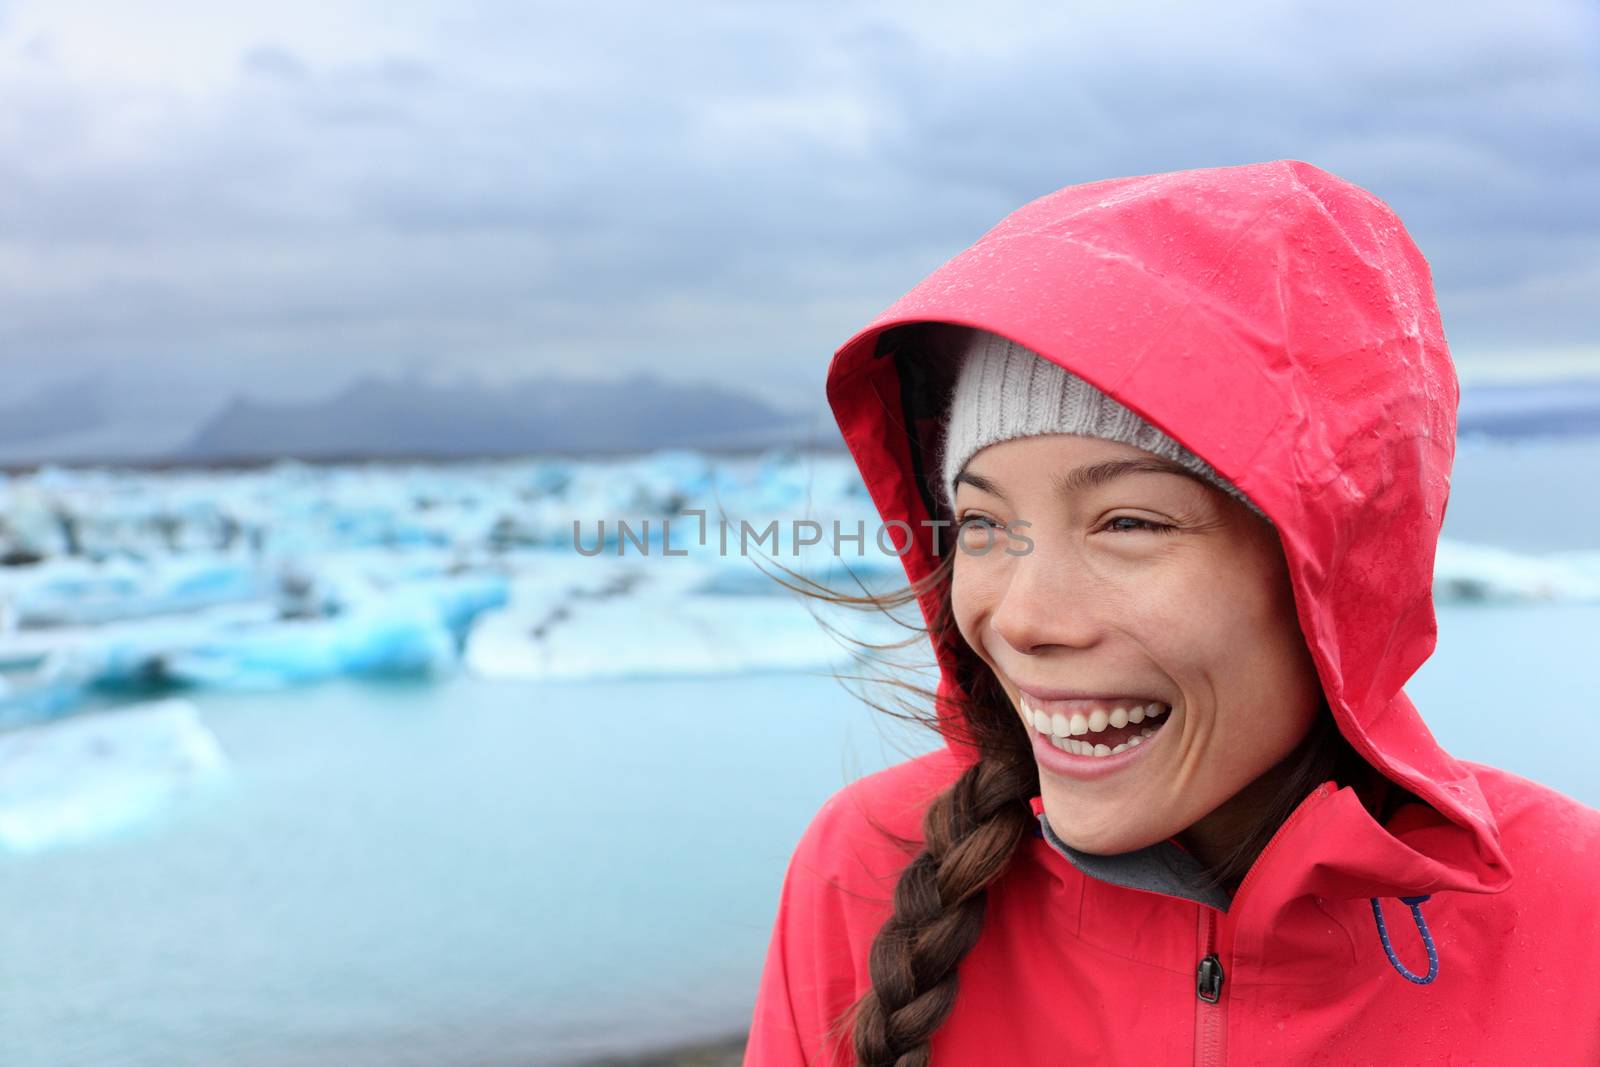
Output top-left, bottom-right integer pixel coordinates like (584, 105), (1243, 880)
(744, 160), (1600, 1065)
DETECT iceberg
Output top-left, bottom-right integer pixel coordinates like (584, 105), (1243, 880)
(7, 451), (1599, 705)
(0, 698), (228, 853)
(1435, 540), (1600, 604)
(2, 554), (267, 628)
(464, 556), (909, 682)
(125, 601), (460, 690)
(464, 592), (861, 681)
(0, 566), (509, 709)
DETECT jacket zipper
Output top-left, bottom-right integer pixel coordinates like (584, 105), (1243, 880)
(1189, 781), (1336, 1067)
(1194, 908), (1225, 1066)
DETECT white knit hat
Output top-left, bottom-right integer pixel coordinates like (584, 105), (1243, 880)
(938, 329), (1270, 523)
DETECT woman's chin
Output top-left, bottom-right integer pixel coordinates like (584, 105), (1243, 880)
(1041, 814), (1160, 856)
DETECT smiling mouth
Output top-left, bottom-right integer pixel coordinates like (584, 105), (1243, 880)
(1019, 696), (1172, 757)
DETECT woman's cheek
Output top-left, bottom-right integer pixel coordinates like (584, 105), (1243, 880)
(950, 563), (995, 647)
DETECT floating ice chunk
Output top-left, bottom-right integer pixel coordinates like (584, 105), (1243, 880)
(464, 555), (904, 681)
(1434, 540), (1600, 604)
(159, 604), (459, 689)
(0, 698), (227, 853)
(380, 574), (510, 644)
(465, 595), (855, 681)
(0, 570), (500, 706)
(0, 647), (97, 729)
(5, 554), (267, 628)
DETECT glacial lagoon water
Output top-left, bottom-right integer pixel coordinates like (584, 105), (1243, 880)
(3, 601), (1599, 1067)
(2, 436), (1598, 1065)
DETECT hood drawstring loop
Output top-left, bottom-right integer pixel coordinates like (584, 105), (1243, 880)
(1370, 894), (1439, 984)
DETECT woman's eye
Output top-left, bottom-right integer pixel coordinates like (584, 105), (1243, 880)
(956, 513), (1000, 530)
(1103, 516), (1177, 534)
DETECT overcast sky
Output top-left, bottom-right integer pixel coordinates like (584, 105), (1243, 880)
(2, 0), (1596, 427)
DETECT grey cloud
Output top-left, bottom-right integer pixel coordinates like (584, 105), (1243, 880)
(0, 0), (1596, 427)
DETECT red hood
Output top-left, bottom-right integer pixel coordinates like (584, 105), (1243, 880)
(822, 158), (1511, 901)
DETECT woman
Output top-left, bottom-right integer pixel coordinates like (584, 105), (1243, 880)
(743, 160), (1600, 1065)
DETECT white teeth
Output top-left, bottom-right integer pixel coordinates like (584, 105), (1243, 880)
(1023, 697), (1174, 755)
(1047, 732), (1153, 759)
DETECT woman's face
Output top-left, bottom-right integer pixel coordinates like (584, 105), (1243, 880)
(950, 433), (1324, 858)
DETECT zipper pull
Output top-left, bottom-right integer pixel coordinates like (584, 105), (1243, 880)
(1196, 953), (1224, 1003)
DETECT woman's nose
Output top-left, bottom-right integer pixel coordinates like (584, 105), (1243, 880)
(987, 548), (1105, 655)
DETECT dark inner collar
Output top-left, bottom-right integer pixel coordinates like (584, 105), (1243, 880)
(1036, 809), (1234, 912)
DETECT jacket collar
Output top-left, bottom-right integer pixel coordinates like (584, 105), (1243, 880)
(990, 673), (1513, 916)
(1027, 731), (1510, 919)
(1031, 794), (1234, 912)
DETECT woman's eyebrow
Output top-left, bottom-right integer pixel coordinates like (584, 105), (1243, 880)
(953, 457), (1200, 502)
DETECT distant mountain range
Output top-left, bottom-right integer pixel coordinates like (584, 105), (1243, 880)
(174, 372), (842, 462)
(1, 370), (1596, 468)
(0, 372), (843, 467)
